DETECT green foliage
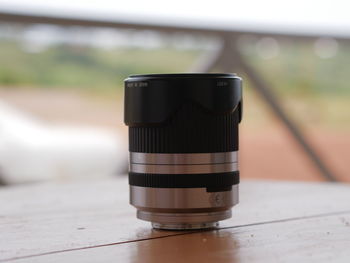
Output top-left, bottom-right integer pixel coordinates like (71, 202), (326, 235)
(0, 40), (199, 91)
(0, 39), (349, 129)
(0, 39), (349, 97)
(245, 42), (350, 96)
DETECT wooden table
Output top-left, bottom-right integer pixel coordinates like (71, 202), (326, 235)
(1, 177), (350, 262)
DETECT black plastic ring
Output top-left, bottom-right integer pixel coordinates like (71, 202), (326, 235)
(129, 171), (240, 189)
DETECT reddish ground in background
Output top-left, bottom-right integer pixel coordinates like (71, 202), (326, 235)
(1, 88), (348, 183)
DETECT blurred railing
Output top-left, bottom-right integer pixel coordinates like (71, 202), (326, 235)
(0, 10), (341, 181)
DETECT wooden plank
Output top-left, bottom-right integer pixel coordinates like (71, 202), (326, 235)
(6, 213), (350, 263)
(1, 177), (350, 261)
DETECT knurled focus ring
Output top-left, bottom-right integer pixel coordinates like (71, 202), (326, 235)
(129, 171), (239, 189)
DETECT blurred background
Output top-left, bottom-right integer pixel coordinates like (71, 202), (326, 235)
(0, 0), (349, 186)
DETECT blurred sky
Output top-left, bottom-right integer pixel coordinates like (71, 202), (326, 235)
(0, 0), (350, 36)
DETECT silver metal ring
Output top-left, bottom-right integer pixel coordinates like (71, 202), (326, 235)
(130, 151), (238, 165)
(130, 162), (238, 174)
(130, 185), (239, 209)
(138, 210), (232, 226)
(151, 221), (219, 230)
(129, 151), (238, 174)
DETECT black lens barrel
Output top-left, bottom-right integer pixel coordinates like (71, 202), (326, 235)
(125, 73), (242, 229)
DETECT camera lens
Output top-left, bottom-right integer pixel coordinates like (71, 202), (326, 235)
(124, 73), (242, 230)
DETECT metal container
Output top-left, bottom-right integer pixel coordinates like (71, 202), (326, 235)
(124, 73), (242, 230)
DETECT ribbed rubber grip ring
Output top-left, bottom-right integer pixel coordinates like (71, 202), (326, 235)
(129, 171), (240, 189)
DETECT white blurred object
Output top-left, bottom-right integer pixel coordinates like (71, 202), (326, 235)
(0, 100), (127, 184)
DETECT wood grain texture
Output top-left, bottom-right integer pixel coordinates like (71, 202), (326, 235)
(9, 214), (350, 263)
(1, 177), (350, 262)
